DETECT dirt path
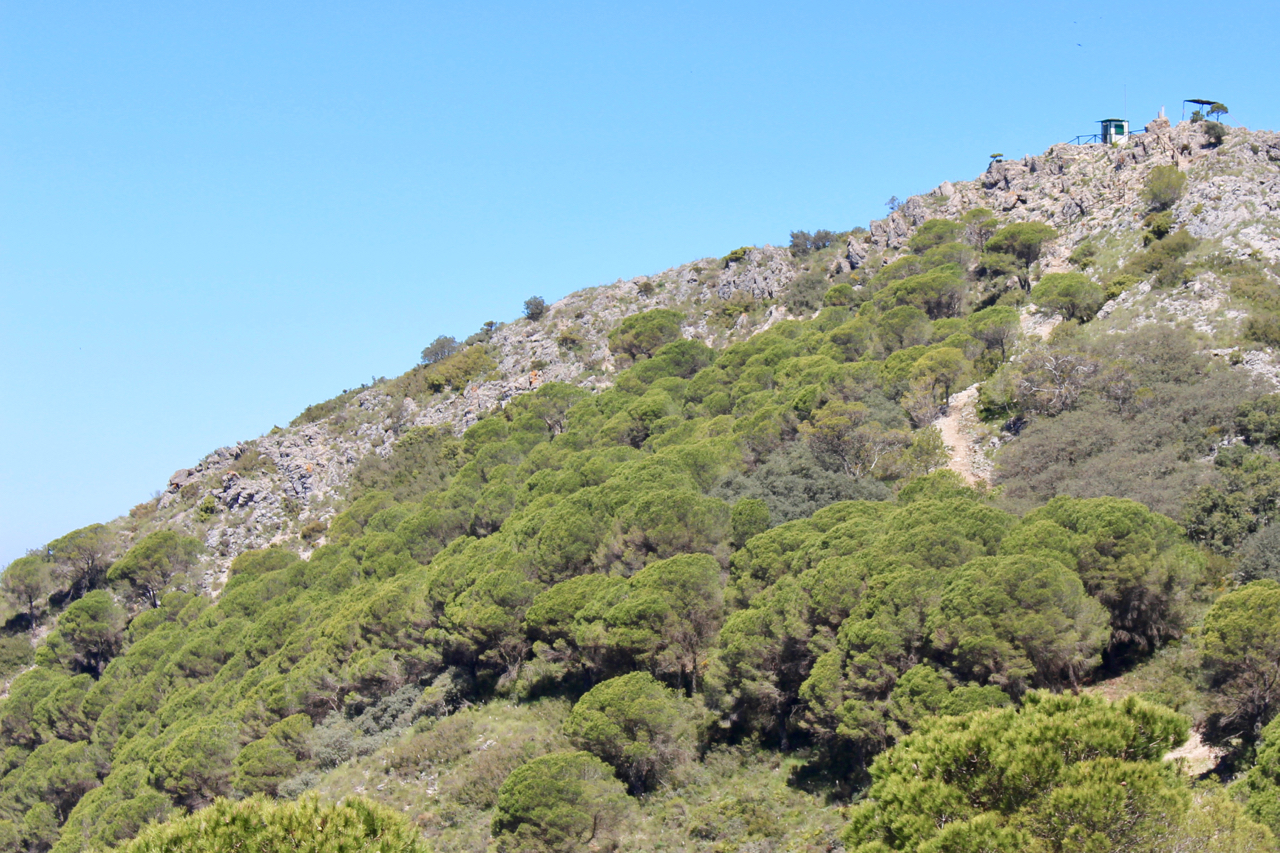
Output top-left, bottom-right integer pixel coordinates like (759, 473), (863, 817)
(1084, 674), (1223, 776)
(1163, 730), (1221, 776)
(933, 384), (992, 486)
(931, 307), (1059, 487)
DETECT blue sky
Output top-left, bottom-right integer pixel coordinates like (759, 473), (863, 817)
(2, 1), (1277, 566)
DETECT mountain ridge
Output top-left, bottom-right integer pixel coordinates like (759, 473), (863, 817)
(126, 115), (1280, 584)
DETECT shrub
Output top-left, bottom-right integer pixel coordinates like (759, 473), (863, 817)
(1184, 447), (1280, 553)
(607, 309), (683, 361)
(907, 219), (962, 254)
(1241, 713), (1280, 834)
(707, 291), (759, 329)
(1118, 228), (1198, 288)
(117, 794), (428, 853)
(714, 441), (891, 524)
(1247, 313), (1280, 347)
(1203, 120), (1228, 145)
(227, 546), (299, 580)
(785, 266), (834, 314)
(1105, 273), (1141, 299)
(299, 519), (327, 543)
(1143, 210), (1176, 244)
(0, 634), (33, 677)
(421, 335), (460, 365)
(723, 246), (753, 266)
(1144, 165), (1188, 211)
(1238, 395), (1280, 446)
(557, 328), (585, 350)
(289, 388), (361, 427)
(419, 345), (497, 394)
(1069, 241), (1099, 269)
(351, 425), (461, 502)
(1239, 525), (1280, 583)
(822, 283), (856, 307)
(492, 751), (631, 853)
(227, 445), (276, 477)
(789, 231), (835, 256)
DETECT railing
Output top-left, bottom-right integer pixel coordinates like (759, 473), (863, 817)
(1068, 129), (1145, 146)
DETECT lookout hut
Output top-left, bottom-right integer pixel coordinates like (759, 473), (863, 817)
(1099, 118), (1129, 144)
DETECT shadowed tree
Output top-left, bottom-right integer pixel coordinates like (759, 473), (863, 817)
(1031, 272), (1106, 321)
(108, 531), (203, 608)
(985, 222), (1058, 290)
(49, 590), (126, 676)
(1, 555), (52, 628)
(1201, 580), (1280, 743)
(563, 671), (696, 794)
(603, 554), (724, 695)
(607, 309), (684, 361)
(843, 692), (1191, 853)
(524, 296), (548, 320)
(47, 524), (116, 600)
(492, 751), (631, 853)
(799, 401), (910, 479)
(968, 305), (1021, 361)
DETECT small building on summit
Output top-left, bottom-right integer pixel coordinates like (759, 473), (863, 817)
(1099, 118), (1129, 144)
(1070, 117), (1134, 146)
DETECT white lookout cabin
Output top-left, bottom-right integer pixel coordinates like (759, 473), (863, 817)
(1099, 118), (1129, 144)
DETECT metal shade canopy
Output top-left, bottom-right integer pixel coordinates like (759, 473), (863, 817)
(1183, 98), (1221, 120)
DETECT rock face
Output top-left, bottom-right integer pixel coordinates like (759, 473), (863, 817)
(856, 120), (1280, 273)
(122, 117), (1280, 581)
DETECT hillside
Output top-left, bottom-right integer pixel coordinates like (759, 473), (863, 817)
(95, 115), (1280, 582)
(7, 114), (1280, 852)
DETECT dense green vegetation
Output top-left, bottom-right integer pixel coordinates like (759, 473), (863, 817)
(7, 171), (1280, 850)
(117, 795), (428, 852)
(846, 692), (1272, 852)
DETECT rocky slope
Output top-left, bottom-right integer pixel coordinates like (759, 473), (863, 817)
(117, 115), (1280, 583)
(136, 246), (801, 580)
(844, 116), (1280, 270)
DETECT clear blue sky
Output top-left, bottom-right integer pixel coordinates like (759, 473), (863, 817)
(2, 1), (1276, 566)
